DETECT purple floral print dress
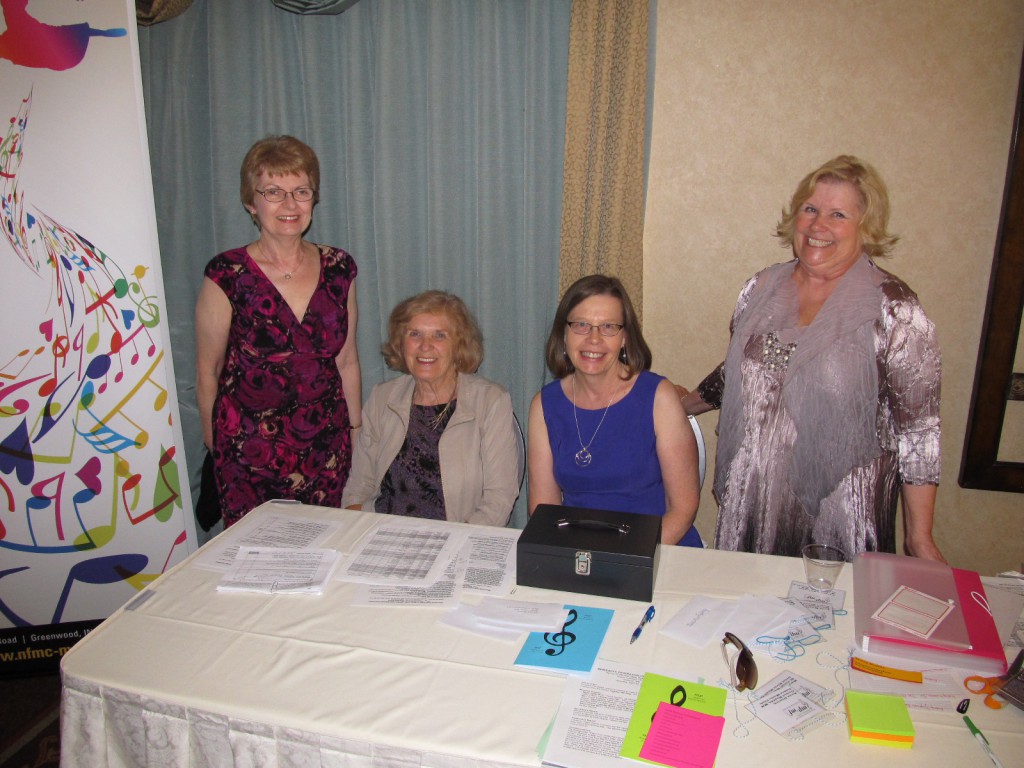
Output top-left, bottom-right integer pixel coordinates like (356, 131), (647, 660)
(204, 244), (357, 526)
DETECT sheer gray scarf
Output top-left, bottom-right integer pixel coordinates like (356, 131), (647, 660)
(715, 255), (886, 518)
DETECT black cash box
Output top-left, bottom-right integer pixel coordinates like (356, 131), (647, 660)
(516, 504), (661, 601)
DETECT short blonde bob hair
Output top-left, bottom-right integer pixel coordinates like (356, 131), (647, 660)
(775, 154), (898, 259)
(240, 135), (320, 209)
(382, 291), (484, 374)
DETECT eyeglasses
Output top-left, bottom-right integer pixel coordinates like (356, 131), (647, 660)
(255, 187), (315, 203)
(566, 320), (624, 337)
(721, 632), (758, 691)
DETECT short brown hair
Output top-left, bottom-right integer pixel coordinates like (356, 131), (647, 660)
(382, 291), (484, 374)
(775, 154), (898, 259)
(240, 135), (320, 208)
(544, 275), (652, 379)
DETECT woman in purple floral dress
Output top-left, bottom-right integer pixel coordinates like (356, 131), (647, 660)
(195, 136), (361, 527)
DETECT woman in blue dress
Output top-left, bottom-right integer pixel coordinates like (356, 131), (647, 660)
(527, 275), (702, 546)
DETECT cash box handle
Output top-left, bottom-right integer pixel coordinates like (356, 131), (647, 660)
(556, 518), (631, 535)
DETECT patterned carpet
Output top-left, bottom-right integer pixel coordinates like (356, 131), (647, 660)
(0, 674), (61, 768)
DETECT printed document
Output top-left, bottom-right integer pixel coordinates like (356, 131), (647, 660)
(541, 660), (645, 768)
(460, 528), (520, 594)
(194, 512), (340, 571)
(217, 547), (340, 594)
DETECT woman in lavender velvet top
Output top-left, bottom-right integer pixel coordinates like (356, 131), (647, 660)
(681, 156), (944, 561)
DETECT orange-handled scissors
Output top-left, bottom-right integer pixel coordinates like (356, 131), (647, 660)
(964, 673), (1008, 709)
(964, 650), (1024, 709)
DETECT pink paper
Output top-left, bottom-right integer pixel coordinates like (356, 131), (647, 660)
(638, 702), (725, 768)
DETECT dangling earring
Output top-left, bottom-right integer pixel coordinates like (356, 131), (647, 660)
(619, 346), (627, 363)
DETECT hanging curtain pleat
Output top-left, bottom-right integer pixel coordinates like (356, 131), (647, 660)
(559, 0), (649, 318)
(138, 0), (570, 529)
(272, 0), (363, 14)
(136, 0), (195, 26)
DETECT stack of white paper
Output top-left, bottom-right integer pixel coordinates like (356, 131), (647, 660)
(217, 546), (341, 594)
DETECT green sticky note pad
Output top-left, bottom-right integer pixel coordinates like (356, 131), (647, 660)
(845, 690), (914, 742)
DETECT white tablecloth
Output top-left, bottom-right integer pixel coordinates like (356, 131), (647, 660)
(60, 502), (1024, 767)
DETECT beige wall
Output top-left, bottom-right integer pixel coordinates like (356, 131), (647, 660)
(644, 0), (1024, 574)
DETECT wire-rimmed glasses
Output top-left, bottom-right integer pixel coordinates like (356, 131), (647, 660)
(255, 187), (316, 203)
(565, 320), (624, 337)
(721, 631), (758, 692)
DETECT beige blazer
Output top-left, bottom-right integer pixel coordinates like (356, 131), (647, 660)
(341, 373), (521, 525)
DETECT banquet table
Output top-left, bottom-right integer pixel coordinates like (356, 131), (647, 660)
(60, 502), (1024, 768)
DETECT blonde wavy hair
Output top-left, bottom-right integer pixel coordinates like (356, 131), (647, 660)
(775, 155), (898, 259)
(381, 291), (484, 374)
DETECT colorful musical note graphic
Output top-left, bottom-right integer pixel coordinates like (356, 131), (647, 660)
(0, 553), (149, 627)
(0, 87), (190, 628)
(50, 553), (148, 624)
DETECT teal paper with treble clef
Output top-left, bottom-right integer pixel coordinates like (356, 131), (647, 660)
(513, 604), (615, 674)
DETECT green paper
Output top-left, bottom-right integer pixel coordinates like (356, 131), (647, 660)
(620, 673), (727, 761)
(535, 715), (555, 757)
(845, 690), (914, 738)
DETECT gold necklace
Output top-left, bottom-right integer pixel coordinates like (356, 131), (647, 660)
(416, 378), (458, 431)
(429, 398), (456, 431)
(254, 241), (302, 280)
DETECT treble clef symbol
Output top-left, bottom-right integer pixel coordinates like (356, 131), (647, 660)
(652, 684), (687, 723)
(544, 609), (578, 657)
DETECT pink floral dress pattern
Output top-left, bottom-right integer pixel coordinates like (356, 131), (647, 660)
(205, 244), (357, 526)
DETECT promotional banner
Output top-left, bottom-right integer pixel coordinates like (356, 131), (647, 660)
(0, 0), (196, 675)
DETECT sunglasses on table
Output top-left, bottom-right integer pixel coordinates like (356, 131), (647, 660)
(721, 631), (758, 692)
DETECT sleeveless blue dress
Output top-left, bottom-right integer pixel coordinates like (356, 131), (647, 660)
(540, 370), (702, 547)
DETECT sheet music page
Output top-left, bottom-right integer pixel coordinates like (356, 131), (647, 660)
(353, 550), (466, 606)
(338, 517), (468, 585)
(352, 527), (518, 605)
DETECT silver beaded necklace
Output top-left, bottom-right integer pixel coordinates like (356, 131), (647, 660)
(571, 374), (616, 468)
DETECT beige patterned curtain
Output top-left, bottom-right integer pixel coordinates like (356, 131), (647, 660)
(559, 0), (649, 315)
(136, 0), (194, 26)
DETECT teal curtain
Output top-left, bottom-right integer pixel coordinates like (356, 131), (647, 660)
(138, 0), (569, 530)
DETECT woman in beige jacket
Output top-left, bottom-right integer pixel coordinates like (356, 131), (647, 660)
(341, 291), (520, 525)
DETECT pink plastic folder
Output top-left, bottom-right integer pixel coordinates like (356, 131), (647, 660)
(853, 552), (1006, 675)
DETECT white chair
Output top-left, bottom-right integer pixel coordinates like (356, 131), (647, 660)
(688, 415), (708, 547)
(689, 415), (706, 489)
(514, 414), (526, 490)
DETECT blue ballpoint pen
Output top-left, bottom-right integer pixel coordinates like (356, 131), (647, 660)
(630, 605), (656, 644)
(963, 715), (1004, 768)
